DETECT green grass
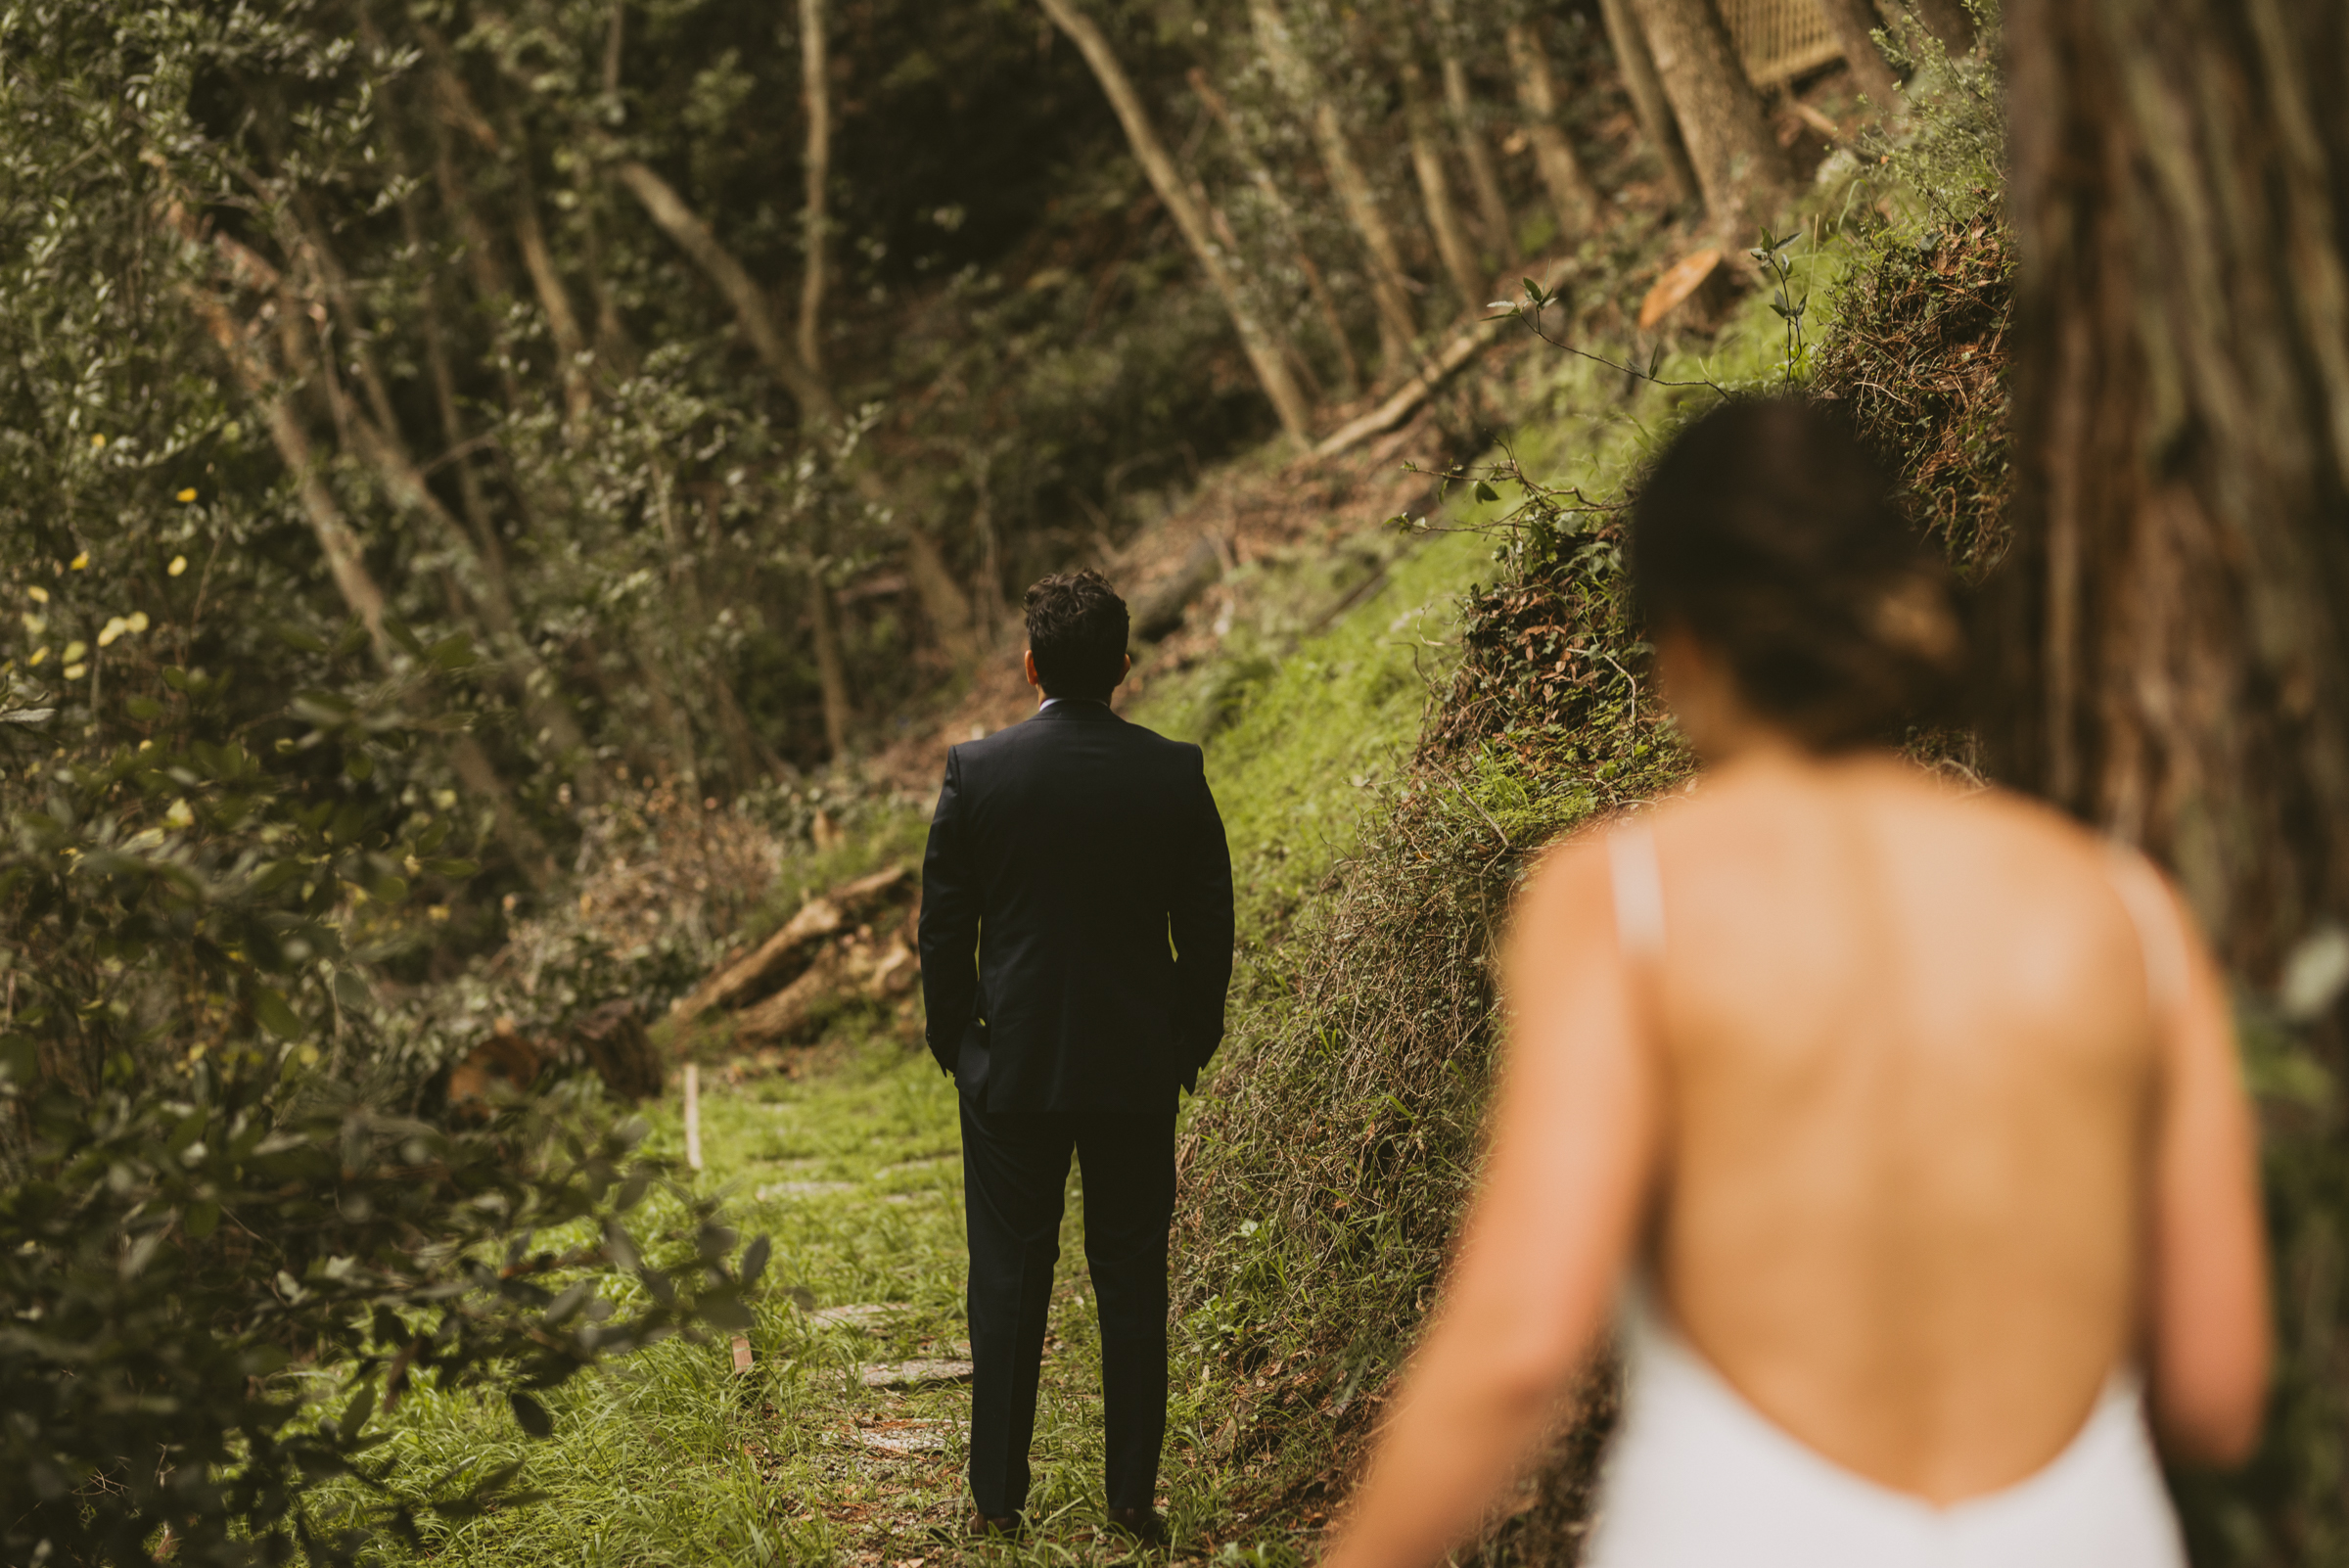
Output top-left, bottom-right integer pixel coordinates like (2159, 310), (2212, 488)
(341, 1027), (1327, 1567)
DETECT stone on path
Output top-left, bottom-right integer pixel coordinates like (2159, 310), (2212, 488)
(859, 1359), (974, 1389)
(856, 1419), (949, 1454)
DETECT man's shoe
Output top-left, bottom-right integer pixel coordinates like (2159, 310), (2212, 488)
(1105, 1506), (1169, 1545)
(927, 1511), (1024, 1545)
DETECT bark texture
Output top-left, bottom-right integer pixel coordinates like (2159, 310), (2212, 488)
(1596, 0), (1699, 207)
(1999, 0), (2349, 980)
(1908, 0), (1977, 57)
(1627, 0), (1789, 232)
(1036, 0), (1314, 442)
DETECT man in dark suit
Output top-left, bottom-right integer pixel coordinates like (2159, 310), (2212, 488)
(919, 569), (1235, 1543)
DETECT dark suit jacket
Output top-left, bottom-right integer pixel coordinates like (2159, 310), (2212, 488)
(918, 700), (1235, 1112)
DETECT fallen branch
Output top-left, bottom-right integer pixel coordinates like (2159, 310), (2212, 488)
(1312, 255), (1577, 459)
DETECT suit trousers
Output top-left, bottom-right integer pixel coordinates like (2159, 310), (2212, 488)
(958, 1096), (1177, 1517)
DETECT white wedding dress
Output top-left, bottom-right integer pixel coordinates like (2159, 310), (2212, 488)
(1582, 827), (2188, 1568)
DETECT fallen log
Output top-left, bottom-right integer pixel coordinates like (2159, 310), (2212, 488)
(729, 929), (916, 1048)
(670, 863), (912, 1022)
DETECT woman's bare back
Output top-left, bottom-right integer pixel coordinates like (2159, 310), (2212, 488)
(1639, 754), (2163, 1500)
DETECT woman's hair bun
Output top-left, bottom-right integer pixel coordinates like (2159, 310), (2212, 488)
(1631, 396), (1964, 750)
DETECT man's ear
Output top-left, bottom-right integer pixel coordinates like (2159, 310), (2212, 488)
(1023, 649), (1041, 689)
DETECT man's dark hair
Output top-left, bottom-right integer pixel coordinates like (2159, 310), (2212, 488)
(1025, 570), (1129, 699)
(1631, 396), (1966, 751)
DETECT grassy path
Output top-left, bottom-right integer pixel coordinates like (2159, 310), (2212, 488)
(370, 1030), (1300, 1568)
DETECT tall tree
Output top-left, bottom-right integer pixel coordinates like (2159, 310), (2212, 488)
(1596, 0), (1700, 207)
(797, 0), (831, 381)
(1505, 23), (1604, 249)
(1247, 0), (1424, 367)
(1626, 0), (1787, 230)
(1430, 0), (1515, 262)
(2002, 3), (2349, 1548)
(2002, 1), (2349, 979)
(1399, 58), (1487, 316)
(1036, 0), (1314, 443)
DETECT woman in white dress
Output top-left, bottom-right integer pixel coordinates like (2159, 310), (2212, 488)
(1316, 399), (2270, 1568)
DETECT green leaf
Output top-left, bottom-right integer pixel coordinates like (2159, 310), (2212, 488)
(425, 857), (480, 880)
(125, 697), (162, 720)
(426, 632), (476, 670)
(252, 986), (302, 1040)
(343, 1379), (377, 1437)
(1472, 481), (1501, 504)
(272, 623), (329, 654)
(184, 1201), (220, 1241)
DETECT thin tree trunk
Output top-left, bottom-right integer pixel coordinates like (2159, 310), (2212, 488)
(1035, 0), (1314, 443)
(798, 0), (831, 382)
(1814, 0), (1902, 113)
(1438, 45), (1514, 263)
(806, 573), (852, 761)
(1627, 0), (1790, 234)
(1247, 0), (1422, 368)
(510, 167), (594, 422)
(904, 526), (979, 663)
(1505, 23), (1605, 249)
(1399, 59), (1487, 316)
(1596, 0), (1700, 207)
(614, 158), (842, 428)
(1189, 67), (1364, 400)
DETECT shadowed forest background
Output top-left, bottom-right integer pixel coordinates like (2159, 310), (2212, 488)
(4, 0), (2348, 1564)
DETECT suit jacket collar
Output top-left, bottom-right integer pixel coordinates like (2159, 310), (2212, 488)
(1032, 698), (1122, 724)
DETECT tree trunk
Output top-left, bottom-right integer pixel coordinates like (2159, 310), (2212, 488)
(1247, 0), (1423, 368)
(2001, 5), (2349, 1548)
(1400, 60), (1487, 317)
(1035, 0), (1314, 444)
(1814, 0), (1902, 112)
(1908, 0), (1976, 57)
(806, 573), (852, 761)
(1189, 67), (1364, 400)
(1597, 0), (1701, 208)
(797, 0), (831, 382)
(510, 170), (594, 423)
(903, 527), (980, 663)
(1627, 0), (1790, 234)
(1429, 0), (1513, 262)
(613, 159), (842, 428)
(2002, 0), (2349, 978)
(1505, 23), (1605, 250)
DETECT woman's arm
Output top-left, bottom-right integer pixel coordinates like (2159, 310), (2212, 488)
(1317, 836), (1663, 1568)
(2145, 878), (2270, 1467)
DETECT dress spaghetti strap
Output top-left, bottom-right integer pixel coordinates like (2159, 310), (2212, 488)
(2103, 845), (2188, 1020)
(1609, 822), (1667, 962)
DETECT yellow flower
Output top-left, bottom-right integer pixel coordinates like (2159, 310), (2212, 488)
(428, 903), (451, 922)
(167, 556), (188, 576)
(28, 647), (47, 667)
(126, 611), (149, 633)
(62, 641), (85, 663)
(69, 552), (87, 571)
(97, 618), (125, 648)
(165, 799), (195, 829)
(62, 663), (85, 680)
(175, 487), (197, 503)
(25, 585), (47, 604)
(89, 434), (105, 449)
